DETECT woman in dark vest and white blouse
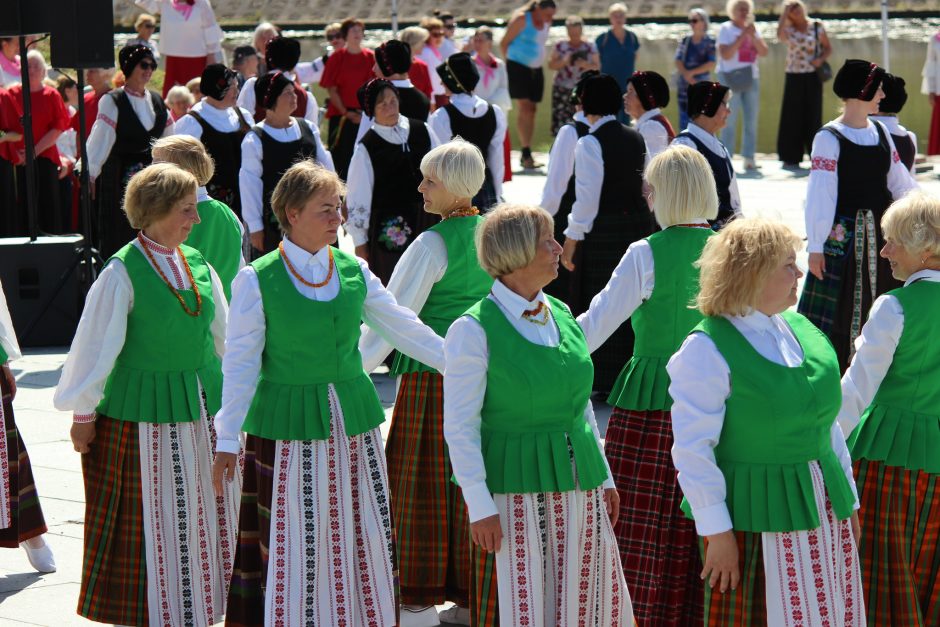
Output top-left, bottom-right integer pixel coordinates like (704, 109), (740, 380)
(239, 71), (334, 257)
(624, 70), (675, 161)
(428, 52), (507, 211)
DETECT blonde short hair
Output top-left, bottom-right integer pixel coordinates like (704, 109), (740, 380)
(165, 84), (194, 107)
(135, 13), (156, 30)
(475, 203), (553, 278)
(608, 3), (628, 16)
(400, 26), (431, 49)
(696, 218), (802, 317)
(646, 145), (718, 228)
(151, 135), (215, 187)
(325, 22), (342, 38)
(123, 163), (197, 229)
(270, 160), (345, 233)
(726, 0), (753, 18)
(420, 16), (445, 31)
(420, 139), (486, 200)
(881, 191), (940, 258)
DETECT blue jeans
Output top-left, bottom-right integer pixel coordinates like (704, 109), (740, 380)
(717, 73), (759, 160)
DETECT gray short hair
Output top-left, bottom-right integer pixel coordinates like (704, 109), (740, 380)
(420, 139), (486, 200)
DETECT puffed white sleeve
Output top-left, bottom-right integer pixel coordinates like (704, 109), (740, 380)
(488, 105), (507, 200)
(359, 260), (445, 372)
(214, 267), (266, 454)
(303, 88), (319, 123)
(564, 135), (604, 241)
(237, 77), (257, 113)
(540, 124), (577, 216)
(443, 315), (498, 522)
(923, 40), (939, 95)
(162, 115), (176, 138)
(359, 231), (448, 372)
(641, 123), (669, 160)
(87, 94), (118, 179)
(427, 123), (442, 148)
(354, 116), (373, 145)
(53, 261), (133, 419)
(883, 128), (919, 199)
(343, 143), (374, 247)
(670, 134), (695, 149)
(583, 401), (616, 490)
(239, 131), (265, 234)
(491, 63), (512, 112)
(428, 108), (452, 146)
(307, 119), (334, 172)
(208, 264), (228, 360)
(836, 294), (903, 437)
(576, 240), (655, 352)
(199, 0), (224, 55)
(805, 130), (840, 254)
(0, 280), (22, 362)
(830, 418), (860, 510)
(667, 331), (734, 536)
(172, 113), (204, 140)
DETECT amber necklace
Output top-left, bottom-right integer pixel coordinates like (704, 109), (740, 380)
(279, 241), (334, 288)
(442, 206), (480, 220)
(522, 301), (550, 326)
(137, 232), (202, 317)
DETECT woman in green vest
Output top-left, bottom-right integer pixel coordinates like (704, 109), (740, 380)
(54, 163), (239, 626)
(575, 144), (715, 626)
(212, 160), (445, 626)
(152, 134), (245, 299)
(359, 139), (492, 627)
(836, 191), (940, 626)
(444, 203), (633, 626)
(667, 218), (864, 625)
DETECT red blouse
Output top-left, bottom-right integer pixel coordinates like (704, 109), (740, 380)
(319, 47), (376, 118)
(6, 84), (70, 163)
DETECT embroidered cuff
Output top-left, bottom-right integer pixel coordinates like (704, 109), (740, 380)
(462, 482), (499, 523)
(215, 437), (242, 455)
(692, 501), (733, 536)
(562, 225), (586, 241)
(73, 412), (97, 424)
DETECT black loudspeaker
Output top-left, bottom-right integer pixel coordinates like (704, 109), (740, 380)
(0, 1), (55, 37)
(50, 0), (115, 69)
(0, 236), (84, 347)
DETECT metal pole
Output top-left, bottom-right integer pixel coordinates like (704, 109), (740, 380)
(881, 0), (890, 71)
(17, 34), (39, 241)
(75, 70), (98, 284)
(391, 0), (399, 37)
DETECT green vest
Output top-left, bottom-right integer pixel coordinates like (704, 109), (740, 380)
(392, 215), (493, 375)
(466, 295), (610, 494)
(848, 280), (940, 474)
(97, 243), (222, 423)
(0, 343), (7, 364)
(608, 227), (712, 411)
(186, 198), (243, 300)
(681, 311), (857, 532)
(243, 247), (385, 441)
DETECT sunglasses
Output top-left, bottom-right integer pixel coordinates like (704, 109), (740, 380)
(142, 23), (156, 29)
(431, 31), (444, 38)
(138, 61), (157, 71)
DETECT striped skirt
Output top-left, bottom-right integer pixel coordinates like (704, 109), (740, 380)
(0, 372), (47, 547)
(855, 458), (940, 626)
(78, 405), (241, 626)
(225, 384), (399, 626)
(604, 407), (703, 626)
(386, 372), (470, 607)
(705, 462), (865, 626)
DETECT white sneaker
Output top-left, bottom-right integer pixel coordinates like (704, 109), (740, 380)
(438, 605), (471, 626)
(20, 537), (56, 573)
(400, 605), (441, 627)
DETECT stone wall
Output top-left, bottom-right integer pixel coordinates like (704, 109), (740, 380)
(112, 0), (938, 26)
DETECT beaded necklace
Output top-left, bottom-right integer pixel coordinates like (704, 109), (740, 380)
(442, 206), (480, 220)
(279, 242), (334, 288)
(137, 232), (202, 317)
(522, 301), (550, 326)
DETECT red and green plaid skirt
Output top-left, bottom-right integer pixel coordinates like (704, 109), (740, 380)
(855, 458), (940, 626)
(470, 539), (499, 627)
(0, 373), (47, 548)
(605, 407), (703, 626)
(703, 531), (768, 625)
(386, 372), (470, 607)
(78, 415), (148, 625)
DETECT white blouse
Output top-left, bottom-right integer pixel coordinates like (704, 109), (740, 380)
(214, 237), (446, 455)
(417, 46), (446, 96)
(540, 110), (585, 216)
(294, 57), (325, 86)
(836, 269), (940, 436)
(922, 36), (940, 95)
(344, 116), (441, 247)
(472, 56), (512, 113)
(635, 108), (671, 163)
(666, 310), (859, 536)
(134, 0), (223, 58)
(358, 228), (448, 370)
(805, 120), (918, 254)
(0, 279), (22, 363)
(86, 88), (176, 179)
(53, 235), (228, 419)
(238, 119), (335, 234)
(235, 73), (319, 124)
(671, 122), (742, 215)
(173, 99), (253, 140)
(870, 115), (918, 176)
(443, 279), (615, 523)
(427, 93), (506, 200)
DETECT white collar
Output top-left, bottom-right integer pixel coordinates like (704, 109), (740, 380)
(637, 108), (662, 125)
(904, 268), (940, 286)
(572, 110), (587, 124)
(587, 114), (617, 133)
(391, 78), (414, 88)
(728, 309), (778, 334)
(138, 232), (176, 256)
(869, 115), (905, 135)
(491, 279), (547, 320)
(281, 236), (331, 270)
(197, 186), (211, 203)
(374, 115), (410, 132)
(450, 92), (477, 104)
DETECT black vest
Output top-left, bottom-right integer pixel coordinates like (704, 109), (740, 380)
(187, 107), (251, 216)
(823, 122), (892, 216)
(556, 119), (590, 240)
(891, 132), (916, 173)
(110, 88), (168, 160)
(398, 87), (431, 122)
(592, 119), (647, 217)
(254, 118), (319, 252)
(443, 103), (496, 186)
(677, 128), (735, 226)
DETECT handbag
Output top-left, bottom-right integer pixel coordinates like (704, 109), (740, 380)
(813, 21), (833, 82)
(724, 65), (753, 91)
